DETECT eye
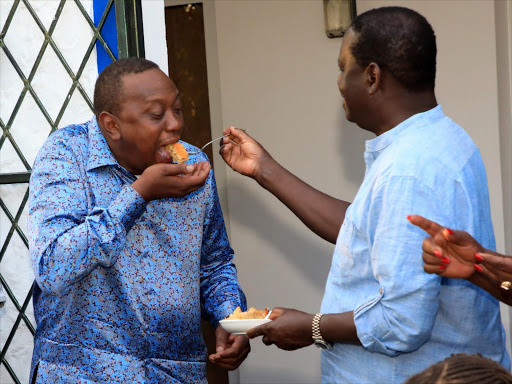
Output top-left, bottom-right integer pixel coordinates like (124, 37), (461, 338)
(173, 98), (183, 114)
(149, 112), (164, 120)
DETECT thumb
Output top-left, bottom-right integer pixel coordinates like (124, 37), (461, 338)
(163, 163), (195, 176)
(215, 327), (229, 352)
(441, 228), (476, 247)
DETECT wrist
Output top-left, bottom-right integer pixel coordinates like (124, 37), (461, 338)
(131, 179), (150, 202)
(312, 313), (332, 350)
(254, 155), (281, 187)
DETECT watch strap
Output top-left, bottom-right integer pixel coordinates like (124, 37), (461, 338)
(312, 312), (332, 349)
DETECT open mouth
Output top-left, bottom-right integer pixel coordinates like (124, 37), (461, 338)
(156, 145), (172, 163)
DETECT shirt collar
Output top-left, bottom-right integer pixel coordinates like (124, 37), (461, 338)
(86, 116), (120, 172)
(365, 104), (444, 154)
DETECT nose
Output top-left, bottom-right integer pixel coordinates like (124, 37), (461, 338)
(165, 112), (183, 133)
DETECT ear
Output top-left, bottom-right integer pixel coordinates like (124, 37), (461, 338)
(98, 111), (121, 141)
(366, 62), (381, 95)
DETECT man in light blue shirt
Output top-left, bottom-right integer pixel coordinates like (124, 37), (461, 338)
(219, 6), (510, 384)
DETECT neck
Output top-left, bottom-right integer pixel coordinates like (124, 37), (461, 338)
(370, 90), (437, 136)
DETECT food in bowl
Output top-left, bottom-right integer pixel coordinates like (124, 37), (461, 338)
(224, 306), (269, 320)
(220, 307), (272, 334)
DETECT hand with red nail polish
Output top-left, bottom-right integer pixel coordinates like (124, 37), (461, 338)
(407, 214), (486, 279)
(408, 214), (512, 306)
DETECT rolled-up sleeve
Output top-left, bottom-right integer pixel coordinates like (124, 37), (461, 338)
(353, 175), (451, 356)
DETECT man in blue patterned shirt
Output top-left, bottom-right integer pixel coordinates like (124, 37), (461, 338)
(28, 58), (249, 383)
(219, 6), (510, 384)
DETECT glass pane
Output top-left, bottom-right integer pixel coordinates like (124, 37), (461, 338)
(1, 230), (33, 308)
(9, 93), (52, 168)
(0, 140), (27, 174)
(0, 49), (24, 124)
(2, 1), (45, 78)
(52, 0), (95, 74)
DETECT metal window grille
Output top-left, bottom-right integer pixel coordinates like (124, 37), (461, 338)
(0, 1), (144, 382)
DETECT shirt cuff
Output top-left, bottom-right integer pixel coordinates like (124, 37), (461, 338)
(108, 185), (147, 231)
(353, 290), (402, 356)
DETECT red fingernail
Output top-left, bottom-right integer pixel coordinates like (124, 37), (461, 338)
(474, 253), (484, 262)
(434, 249), (442, 258)
(445, 228), (453, 235)
(439, 265), (447, 271)
(474, 264), (483, 273)
(407, 215), (411, 220)
(441, 257), (450, 264)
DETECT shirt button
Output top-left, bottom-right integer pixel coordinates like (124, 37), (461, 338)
(379, 288), (383, 295)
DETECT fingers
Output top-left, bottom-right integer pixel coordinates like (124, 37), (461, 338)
(209, 335), (250, 370)
(161, 163), (195, 176)
(158, 161), (211, 176)
(439, 227), (478, 248)
(477, 252), (512, 273)
(471, 261), (499, 282)
(421, 236), (439, 255)
(246, 326), (273, 346)
(190, 161), (211, 176)
(223, 126), (246, 138)
(407, 214), (443, 237)
(246, 325), (265, 340)
(214, 327), (230, 353)
(422, 249), (446, 275)
(222, 126), (252, 147)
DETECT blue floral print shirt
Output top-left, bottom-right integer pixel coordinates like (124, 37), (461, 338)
(28, 118), (246, 384)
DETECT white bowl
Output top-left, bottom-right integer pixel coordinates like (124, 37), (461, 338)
(219, 319), (271, 335)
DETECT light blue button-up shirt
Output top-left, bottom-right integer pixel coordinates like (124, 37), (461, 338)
(28, 119), (246, 383)
(321, 105), (510, 383)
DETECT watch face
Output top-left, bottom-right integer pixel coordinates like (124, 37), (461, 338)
(314, 340), (331, 350)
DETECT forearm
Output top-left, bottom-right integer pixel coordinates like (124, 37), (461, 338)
(34, 217), (123, 293)
(468, 250), (512, 306)
(31, 185), (145, 294)
(255, 158), (349, 244)
(321, 312), (361, 345)
(201, 263), (247, 325)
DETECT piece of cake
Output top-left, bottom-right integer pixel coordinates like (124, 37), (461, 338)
(165, 142), (189, 164)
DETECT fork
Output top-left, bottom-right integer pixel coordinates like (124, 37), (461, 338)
(187, 130), (244, 155)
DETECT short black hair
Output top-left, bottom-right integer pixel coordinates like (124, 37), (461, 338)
(349, 6), (436, 93)
(93, 57), (159, 116)
(404, 353), (512, 384)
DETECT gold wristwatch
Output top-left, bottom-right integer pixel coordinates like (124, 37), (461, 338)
(312, 313), (332, 350)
